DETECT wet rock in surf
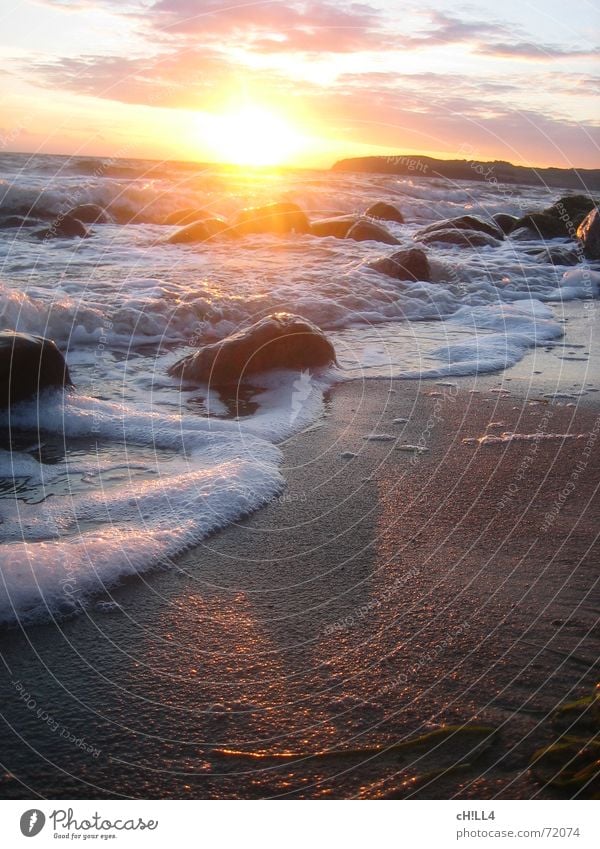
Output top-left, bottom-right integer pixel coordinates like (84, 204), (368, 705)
(67, 203), (112, 224)
(364, 201), (404, 224)
(168, 313), (336, 385)
(368, 248), (430, 281)
(309, 215), (359, 238)
(509, 226), (538, 241)
(346, 219), (399, 245)
(0, 331), (73, 406)
(417, 215), (503, 240)
(577, 208), (600, 259)
(164, 208), (214, 226)
(234, 202), (309, 236)
(0, 215), (44, 229)
(35, 214), (89, 239)
(528, 246), (581, 266)
(511, 212), (566, 239)
(168, 218), (229, 244)
(417, 228), (501, 248)
(492, 213), (518, 234)
(544, 195), (598, 231)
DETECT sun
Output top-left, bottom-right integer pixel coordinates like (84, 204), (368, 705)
(208, 105), (305, 167)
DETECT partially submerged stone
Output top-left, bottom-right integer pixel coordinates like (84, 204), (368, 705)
(368, 248), (430, 281)
(308, 215), (359, 238)
(577, 208), (600, 260)
(167, 218), (229, 244)
(511, 212), (567, 239)
(67, 203), (112, 224)
(364, 201), (404, 224)
(168, 313), (336, 385)
(417, 215), (503, 240)
(164, 208), (213, 226)
(346, 220), (399, 245)
(0, 331), (73, 406)
(35, 214), (89, 239)
(417, 228), (501, 248)
(233, 202), (309, 236)
(492, 213), (518, 234)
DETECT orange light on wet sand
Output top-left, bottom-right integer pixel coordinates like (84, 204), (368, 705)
(208, 105), (305, 167)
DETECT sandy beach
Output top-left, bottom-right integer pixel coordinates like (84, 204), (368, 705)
(1, 305), (599, 799)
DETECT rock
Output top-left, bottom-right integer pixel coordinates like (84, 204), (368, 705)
(368, 248), (430, 281)
(511, 212), (566, 239)
(0, 331), (73, 406)
(0, 215), (43, 229)
(493, 213), (519, 234)
(346, 220), (399, 245)
(509, 227), (538, 241)
(167, 218), (229, 244)
(66, 203), (112, 224)
(577, 208), (600, 259)
(364, 201), (404, 224)
(417, 215), (503, 240)
(545, 195), (598, 231)
(164, 208), (213, 226)
(417, 228), (501, 248)
(168, 313), (336, 385)
(529, 246), (581, 266)
(233, 202), (309, 236)
(308, 215), (360, 238)
(35, 214), (89, 239)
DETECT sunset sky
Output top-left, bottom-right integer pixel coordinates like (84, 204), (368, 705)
(1, 0), (598, 168)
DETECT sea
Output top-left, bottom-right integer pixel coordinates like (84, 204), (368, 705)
(0, 151), (598, 626)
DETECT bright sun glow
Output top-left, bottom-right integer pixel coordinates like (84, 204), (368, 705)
(208, 105), (305, 167)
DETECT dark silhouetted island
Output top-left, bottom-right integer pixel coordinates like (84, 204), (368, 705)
(332, 155), (600, 191)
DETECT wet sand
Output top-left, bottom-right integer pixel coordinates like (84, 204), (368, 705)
(1, 347), (598, 799)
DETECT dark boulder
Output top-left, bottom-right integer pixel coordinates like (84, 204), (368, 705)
(528, 246), (581, 266)
(509, 227), (538, 241)
(577, 208), (600, 259)
(309, 215), (360, 239)
(511, 212), (566, 239)
(35, 214), (89, 239)
(544, 195), (598, 231)
(0, 215), (43, 229)
(233, 202), (309, 236)
(66, 203), (112, 224)
(346, 220), (399, 245)
(417, 215), (503, 240)
(167, 218), (229, 244)
(368, 248), (430, 281)
(364, 201), (404, 224)
(493, 213), (519, 234)
(0, 331), (72, 407)
(417, 228), (501, 248)
(168, 313), (336, 385)
(164, 208), (213, 226)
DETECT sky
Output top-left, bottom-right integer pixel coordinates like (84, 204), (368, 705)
(0, 0), (598, 168)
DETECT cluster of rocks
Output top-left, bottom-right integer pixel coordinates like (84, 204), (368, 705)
(1, 193), (598, 404)
(0, 315), (336, 406)
(0, 202), (113, 240)
(166, 200), (405, 245)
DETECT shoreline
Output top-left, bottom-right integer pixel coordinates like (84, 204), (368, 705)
(0, 353), (598, 798)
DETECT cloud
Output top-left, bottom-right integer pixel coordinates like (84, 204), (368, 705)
(478, 41), (599, 60)
(144, 0), (388, 53)
(23, 51), (232, 108)
(23, 48), (299, 108)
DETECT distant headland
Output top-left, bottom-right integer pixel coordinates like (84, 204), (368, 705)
(331, 155), (600, 191)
